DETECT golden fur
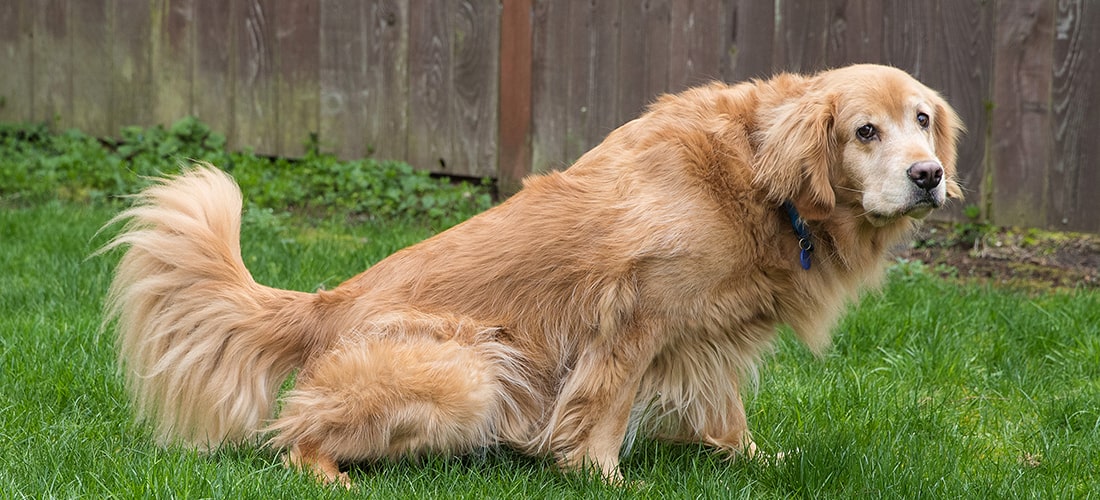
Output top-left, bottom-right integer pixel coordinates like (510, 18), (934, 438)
(102, 64), (962, 485)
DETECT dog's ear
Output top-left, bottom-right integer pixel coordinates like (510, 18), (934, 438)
(753, 91), (837, 221)
(932, 95), (966, 200)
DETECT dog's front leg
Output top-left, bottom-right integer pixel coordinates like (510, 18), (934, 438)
(548, 329), (660, 482)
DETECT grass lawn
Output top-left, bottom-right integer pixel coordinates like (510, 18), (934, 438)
(1, 200), (1097, 498)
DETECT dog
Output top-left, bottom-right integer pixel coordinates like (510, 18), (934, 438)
(101, 64), (962, 485)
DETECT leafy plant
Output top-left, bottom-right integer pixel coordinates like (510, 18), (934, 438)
(0, 117), (493, 229)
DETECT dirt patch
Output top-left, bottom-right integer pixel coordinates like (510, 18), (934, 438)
(900, 221), (1100, 293)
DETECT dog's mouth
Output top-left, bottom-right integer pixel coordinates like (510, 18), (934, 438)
(865, 192), (944, 227)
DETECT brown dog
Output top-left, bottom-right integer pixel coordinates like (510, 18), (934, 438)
(102, 64), (962, 485)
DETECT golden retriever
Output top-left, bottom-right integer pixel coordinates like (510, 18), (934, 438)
(102, 64), (962, 485)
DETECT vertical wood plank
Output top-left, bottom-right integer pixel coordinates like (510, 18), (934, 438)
(0, 0), (33, 123)
(319, 0), (368, 159)
(69, 0), (112, 136)
(365, 0), (409, 162)
(617, 0), (648, 121)
(772, 0), (829, 73)
(727, 0), (773, 82)
(274, 0), (320, 157)
(233, 0), (277, 155)
(529, 0), (568, 173)
(1050, 0), (1100, 232)
(498, 0), (532, 192)
(589, 0), (621, 145)
(111, 0), (155, 130)
(31, 0), (71, 126)
(641, 0), (671, 99)
(922, 0), (993, 221)
(193, 0), (234, 144)
(990, 0), (1054, 228)
(452, 0), (500, 177)
(407, 0), (453, 172)
(152, 0), (195, 129)
(881, 2), (928, 75)
(824, 0), (883, 67)
(563, 0), (593, 163)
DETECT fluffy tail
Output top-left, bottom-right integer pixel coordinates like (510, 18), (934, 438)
(99, 164), (325, 449)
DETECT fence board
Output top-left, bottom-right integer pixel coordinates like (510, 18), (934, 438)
(617, 1), (648, 121)
(991, 0), (1054, 229)
(70, 0), (112, 136)
(1050, 0), (1100, 232)
(923, 0), (993, 219)
(319, 0), (368, 159)
(669, 0), (728, 91)
(274, 1), (320, 158)
(641, 0), (672, 100)
(498, 0), (532, 191)
(824, 0), (883, 67)
(563, 0), (594, 162)
(32, 0), (70, 125)
(0, 0), (32, 123)
(727, 0), (773, 82)
(452, 0), (499, 178)
(111, 0), (155, 130)
(152, 0), (195, 132)
(529, 0), (569, 173)
(193, 0), (234, 143)
(774, 0), (829, 73)
(233, 0), (277, 155)
(365, 0), (409, 162)
(407, 0), (453, 172)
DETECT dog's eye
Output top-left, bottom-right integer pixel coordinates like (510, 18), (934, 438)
(856, 124), (877, 141)
(917, 112), (930, 129)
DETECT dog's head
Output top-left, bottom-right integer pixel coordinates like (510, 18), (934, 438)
(753, 64), (964, 225)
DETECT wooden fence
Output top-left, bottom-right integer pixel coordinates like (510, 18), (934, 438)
(0, 1), (1097, 232)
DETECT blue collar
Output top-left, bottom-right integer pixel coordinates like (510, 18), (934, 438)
(783, 202), (814, 270)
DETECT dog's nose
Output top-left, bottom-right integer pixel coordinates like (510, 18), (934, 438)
(907, 161), (943, 191)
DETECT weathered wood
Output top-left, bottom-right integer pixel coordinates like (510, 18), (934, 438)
(641, 0), (671, 100)
(365, 0), (409, 162)
(773, 0), (829, 73)
(669, 0), (727, 91)
(318, 0), (368, 160)
(111, 0), (155, 130)
(563, 0), (593, 163)
(922, 0), (993, 221)
(498, 0), (532, 192)
(728, 0), (774, 82)
(233, 0), (277, 155)
(274, 0), (320, 158)
(617, 1), (648, 122)
(31, 0), (71, 126)
(1050, 0), (1100, 232)
(0, 0), (32, 123)
(991, 0), (1054, 228)
(70, 0), (112, 136)
(151, 0), (195, 131)
(452, 0), (500, 178)
(192, 0), (234, 143)
(529, 0), (569, 174)
(407, 0), (453, 173)
(824, 0), (883, 67)
(589, 0), (622, 144)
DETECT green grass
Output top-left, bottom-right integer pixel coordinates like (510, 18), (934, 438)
(2, 199), (1097, 498)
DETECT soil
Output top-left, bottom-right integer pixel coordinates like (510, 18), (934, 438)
(900, 221), (1100, 293)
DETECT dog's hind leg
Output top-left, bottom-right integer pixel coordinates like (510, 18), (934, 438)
(545, 321), (663, 482)
(266, 316), (516, 484)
